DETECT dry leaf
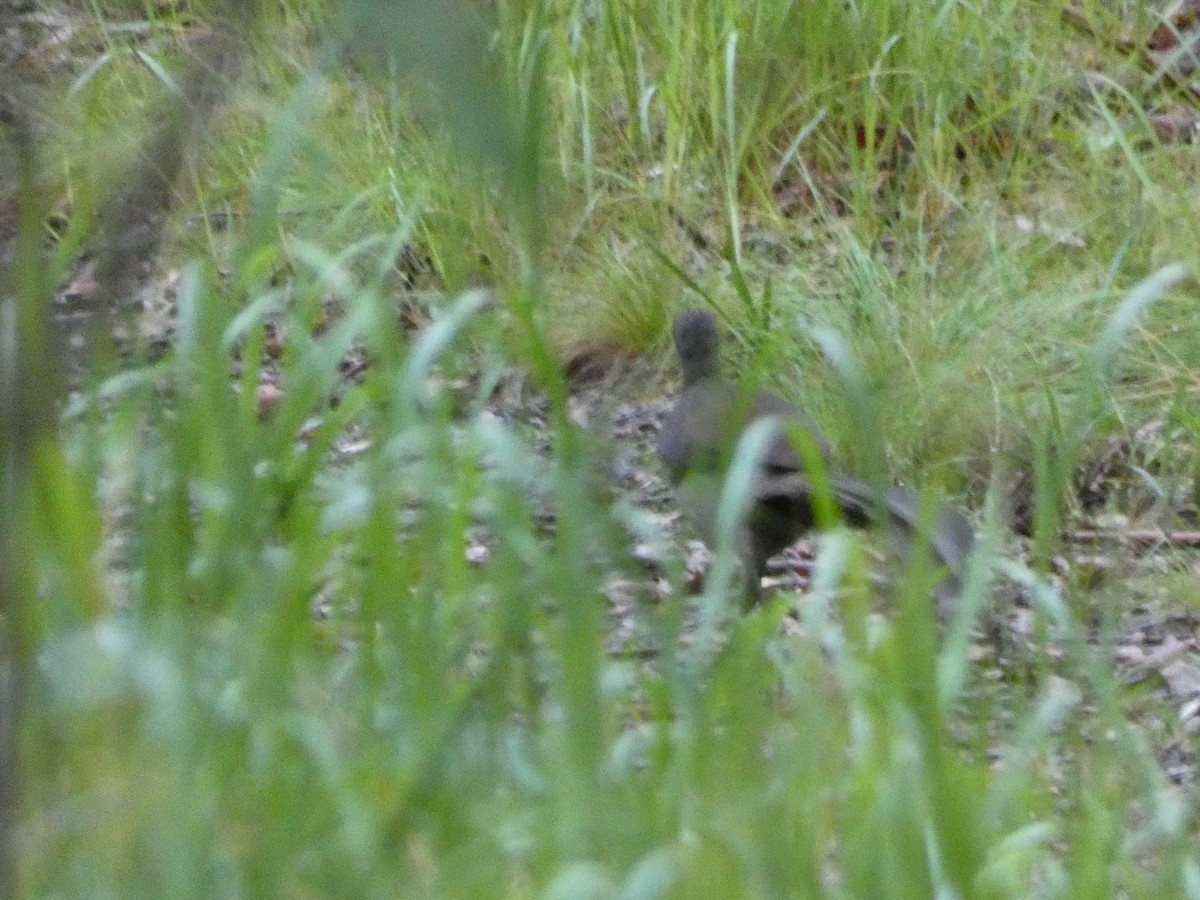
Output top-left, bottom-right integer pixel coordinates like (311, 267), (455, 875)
(1148, 0), (1200, 52)
(255, 383), (283, 419)
(1149, 107), (1200, 142)
(1160, 658), (1200, 698)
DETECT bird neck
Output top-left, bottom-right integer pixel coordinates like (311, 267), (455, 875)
(680, 356), (719, 387)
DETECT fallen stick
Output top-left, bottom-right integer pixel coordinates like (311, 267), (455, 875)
(1071, 529), (1200, 547)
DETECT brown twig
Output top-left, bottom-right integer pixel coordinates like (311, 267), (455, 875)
(1070, 529), (1200, 547)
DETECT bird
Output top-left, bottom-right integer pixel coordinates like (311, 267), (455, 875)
(657, 308), (975, 612)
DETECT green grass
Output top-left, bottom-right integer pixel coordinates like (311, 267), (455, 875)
(3, 0), (1200, 896)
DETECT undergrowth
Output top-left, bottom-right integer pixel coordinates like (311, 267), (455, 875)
(2, 0), (1199, 896)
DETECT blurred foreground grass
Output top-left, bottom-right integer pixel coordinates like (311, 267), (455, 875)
(2, 0), (1199, 896)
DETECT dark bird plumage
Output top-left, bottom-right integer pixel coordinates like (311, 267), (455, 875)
(657, 308), (974, 610)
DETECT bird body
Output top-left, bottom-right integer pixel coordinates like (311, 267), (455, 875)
(657, 308), (974, 609)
